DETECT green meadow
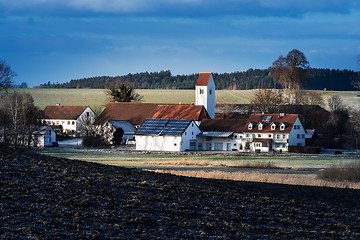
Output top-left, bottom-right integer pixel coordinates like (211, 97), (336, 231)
(4, 88), (359, 111)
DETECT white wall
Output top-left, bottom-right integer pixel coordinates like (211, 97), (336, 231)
(135, 121), (201, 152)
(288, 117), (306, 146)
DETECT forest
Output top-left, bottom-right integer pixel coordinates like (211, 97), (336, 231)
(39, 68), (358, 91)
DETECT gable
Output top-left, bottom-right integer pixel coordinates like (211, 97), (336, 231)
(41, 105), (88, 120)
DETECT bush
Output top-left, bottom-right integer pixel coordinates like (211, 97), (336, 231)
(288, 146), (321, 154)
(317, 162), (360, 182)
(82, 136), (105, 147)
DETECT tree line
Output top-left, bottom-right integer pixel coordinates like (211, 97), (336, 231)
(39, 68), (358, 91)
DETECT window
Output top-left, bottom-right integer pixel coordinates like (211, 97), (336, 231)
(209, 89), (212, 95)
(86, 112), (90, 117)
(276, 134), (280, 139)
(255, 143), (261, 147)
(72, 121), (75, 125)
(246, 134), (249, 138)
(268, 134), (272, 138)
(297, 134), (300, 139)
(280, 125), (285, 130)
(283, 134), (286, 139)
(252, 134), (255, 138)
(302, 134), (305, 138)
(258, 134), (261, 137)
(200, 89), (204, 94)
(68, 121), (70, 125)
(271, 124), (276, 130)
(262, 142), (267, 147)
(192, 132), (194, 135)
(190, 141), (196, 147)
(185, 132), (187, 135)
(234, 143), (237, 146)
(174, 143), (177, 146)
(258, 124), (263, 130)
(248, 123), (253, 130)
(206, 137), (211, 141)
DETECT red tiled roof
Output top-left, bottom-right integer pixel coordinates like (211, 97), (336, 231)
(195, 72), (212, 86)
(41, 105), (88, 120)
(244, 114), (299, 133)
(95, 102), (160, 126)
(199, 119), (247, 133)
(152, 104), (210, 121)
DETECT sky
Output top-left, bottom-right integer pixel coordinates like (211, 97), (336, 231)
(1, 0), (360, 87)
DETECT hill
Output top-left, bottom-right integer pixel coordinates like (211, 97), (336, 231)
(39, 68), (359, 91)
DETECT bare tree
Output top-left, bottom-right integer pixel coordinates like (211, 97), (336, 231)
(250, 89), (285, 113)
(351, 55), (360, 90)
(0, 59), (16, 92)
(0, 92), (39, 148)
(270, 49), (310, 90)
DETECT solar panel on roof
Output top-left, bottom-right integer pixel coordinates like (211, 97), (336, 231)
(159, 119), (191, 135)
(136, 118), (169, 135)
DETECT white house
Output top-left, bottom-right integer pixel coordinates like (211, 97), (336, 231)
(40, 105), (95, 137)
(32, 126), (57, 147)
(198, 119), (247, 151)
(243, 114), (306, 152)
(135, 119), (201, 151)
(195, 72), (215, 119)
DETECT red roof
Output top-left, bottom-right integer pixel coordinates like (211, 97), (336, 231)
(199, 119), (247, 133)
(244, 114), (299, 133)
(195, 72), (212, 86)
(96, 102), (160, 126)
(41, 105), (88, 120)
(152, 104), (210, 121)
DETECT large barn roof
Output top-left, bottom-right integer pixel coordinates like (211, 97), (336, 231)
(152, 104), (210, 121)
(41, 105), (88, 120)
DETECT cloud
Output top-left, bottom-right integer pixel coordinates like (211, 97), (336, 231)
(0, 0), (359, 17)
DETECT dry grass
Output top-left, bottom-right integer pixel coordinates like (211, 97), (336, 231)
(149, 169), (360, 189)
(317, 161), (360, 182)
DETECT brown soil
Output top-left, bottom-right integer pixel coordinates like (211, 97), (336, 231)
(1, 149), (360, 239)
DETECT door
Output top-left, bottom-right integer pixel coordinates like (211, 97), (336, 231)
(206, 142), (212, 150)
(227, 143), (231, 151)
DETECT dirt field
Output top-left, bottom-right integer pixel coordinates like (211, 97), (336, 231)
(1, 149), (360, 239)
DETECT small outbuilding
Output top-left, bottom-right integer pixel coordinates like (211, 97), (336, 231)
(32, 126), (57, 147)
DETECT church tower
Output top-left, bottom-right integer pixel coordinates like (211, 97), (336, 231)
(195, 72), (215, 119)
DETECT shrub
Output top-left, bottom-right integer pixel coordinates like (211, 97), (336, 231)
(317, 162), (360, 182)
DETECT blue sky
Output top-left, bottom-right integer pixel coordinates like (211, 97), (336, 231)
(1, 0), (359, 87)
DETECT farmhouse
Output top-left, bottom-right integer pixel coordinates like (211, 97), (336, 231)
(40, 105), (95, 137)
(243, 114), (305, 152)
(135, 119), (201, 151)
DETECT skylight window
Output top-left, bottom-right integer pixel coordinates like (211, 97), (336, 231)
(263, 116), (272, 122)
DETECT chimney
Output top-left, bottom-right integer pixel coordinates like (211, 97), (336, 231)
(279, 113), (285, 117)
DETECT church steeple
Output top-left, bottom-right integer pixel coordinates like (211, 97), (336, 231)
(195, 72), (215, 119)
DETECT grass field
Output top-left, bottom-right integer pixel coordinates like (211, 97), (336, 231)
(39, 148), (360, 188)
(6, 88), (359, 110)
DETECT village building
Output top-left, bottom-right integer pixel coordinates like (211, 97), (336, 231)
(243, 114), (306, 152)
(96, 102), (210, 145)
(32, 126), (57, 147)
(198, 119), (247, 151)
(135, 119), (201, 151)
(40, 105), (95, 137)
